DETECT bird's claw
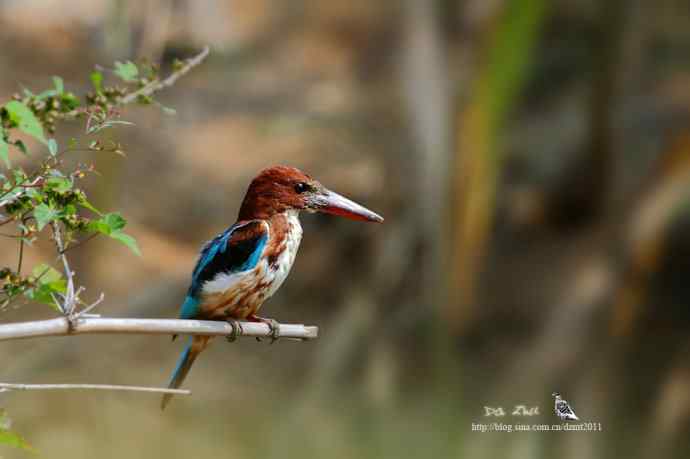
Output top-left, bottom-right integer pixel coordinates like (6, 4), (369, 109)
(253, 318), (280, 343)
(225, 319), (243, 342)
(267, 318), (280, 344)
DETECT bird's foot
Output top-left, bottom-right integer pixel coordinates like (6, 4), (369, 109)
(266, 318), (280, 344)
(225, 319), (244, 343)
(248, 315), (280, 344)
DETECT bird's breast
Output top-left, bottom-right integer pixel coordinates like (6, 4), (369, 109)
(199, 212), (302, 319)
(263, 211), (303, 298)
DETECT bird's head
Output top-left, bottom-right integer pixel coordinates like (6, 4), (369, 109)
(238, 165), (384, 223)
(551, 392), (561, 398)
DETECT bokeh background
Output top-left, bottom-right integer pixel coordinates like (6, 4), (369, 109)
(2, 0), (690, 458)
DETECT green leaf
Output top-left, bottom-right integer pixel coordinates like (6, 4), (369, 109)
(63, 204), (77, 216)
(24, 187), (40, 199)
(0, 409), (34, 453)
(110, 230), (141, 256)
(103, 212), (126, 232)
(12, 168), (27, 183)
(35, 89), (57, 100)
(114, 61), (139, 82)
(45, 177), (72, 193)
(31, 263), (63, 284)
(87, 212), (140, 256)
(88, 212), (125, 234)
(53, 75), (64, 94)
(0, 127), (9, 168)
(90, 71), (103, 92)
(60, 92), (80, 110)
(77, 195), (101, 215)
(0, 430), (35, 453)
(47, 138), (58, 156)
(25, 264), (66, 311)
(4, 101), (47, 145)
(33, 203), (59, 231)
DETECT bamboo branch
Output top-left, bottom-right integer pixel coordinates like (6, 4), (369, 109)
(0, 383), (190, 396)
(0, 317), (318, 341)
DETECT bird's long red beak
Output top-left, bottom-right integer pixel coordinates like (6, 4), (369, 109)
(316, 189), (384, 223)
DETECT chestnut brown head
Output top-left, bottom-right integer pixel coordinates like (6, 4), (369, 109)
(238, 165), (383, 223)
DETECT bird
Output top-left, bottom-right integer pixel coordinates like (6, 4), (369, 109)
(552, 392), (579, 421)
(161, 165), (383, 409)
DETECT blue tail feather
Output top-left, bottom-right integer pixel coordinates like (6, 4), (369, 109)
(161, 339), (197, 410)
(169, 342), (192, 385)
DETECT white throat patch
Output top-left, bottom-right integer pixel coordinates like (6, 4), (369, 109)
(265, 210), (303, 298)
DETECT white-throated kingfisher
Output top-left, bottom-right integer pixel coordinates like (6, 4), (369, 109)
(161, 165), (383, 409)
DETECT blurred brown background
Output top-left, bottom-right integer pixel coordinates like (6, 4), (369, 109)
(2, 0), (690, 458)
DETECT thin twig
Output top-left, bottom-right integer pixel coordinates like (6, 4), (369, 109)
(51, 222), (75, 315)
(0, 46), (211, 214)
(0, 382), (190, 396)
(60, 233), (100, 255)
(17, 236), (24, 274)
(119, 46), (210, 105)
(0, 177), (44, 209)
(57, 46), (210, 121)
(0, 317), (319, 341)
(16, 214), (31, 275)
(74, 292), (105, 318)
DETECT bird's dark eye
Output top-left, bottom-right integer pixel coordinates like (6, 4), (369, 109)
(294, 182), (310, 194)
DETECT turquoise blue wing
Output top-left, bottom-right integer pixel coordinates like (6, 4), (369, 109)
(178, 220), (268, 319)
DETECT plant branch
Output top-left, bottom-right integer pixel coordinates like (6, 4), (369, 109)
(119, 46), (210, 105)
(60, 233), (100, 255)
(0, 317), (318, 341)
(17, 234), (24, 274)
(51, 222), (75, 315)
(0, 46), (211, 216)
(0, 177), (44, 210)
(57, 45), (210, 121)
(0, 382), (190, 396)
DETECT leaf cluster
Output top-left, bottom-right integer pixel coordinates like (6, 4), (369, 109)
(0, 59), (162, 311)
(0, 48), (208, 454)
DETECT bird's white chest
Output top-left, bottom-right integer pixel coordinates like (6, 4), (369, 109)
(199, 213), (302, 318)
(264, 212), (302, 298)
